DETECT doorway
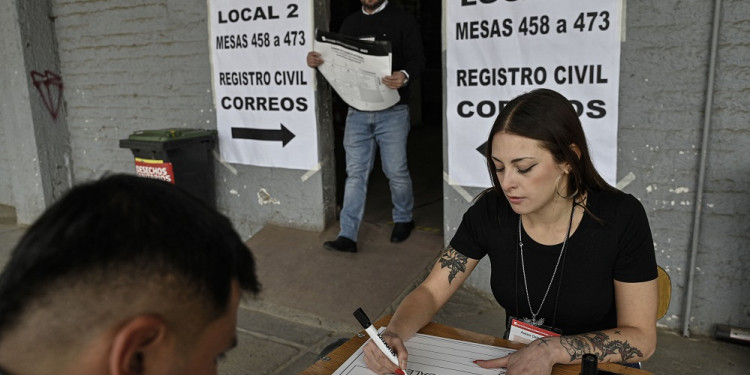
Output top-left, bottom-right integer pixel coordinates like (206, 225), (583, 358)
(328, 0), (444, 234)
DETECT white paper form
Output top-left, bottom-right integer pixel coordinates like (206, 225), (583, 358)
(313, 30), (400, 112)
(332, 329), (515, 375)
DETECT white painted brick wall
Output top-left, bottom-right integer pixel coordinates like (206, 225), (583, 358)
(0, 118), (11, 205)
(51, 0), (217, 180)
(48, 0), (333, 237)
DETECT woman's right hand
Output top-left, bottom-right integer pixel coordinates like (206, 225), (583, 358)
(360, 246), (480, 374)
(362, 330), (408, 375)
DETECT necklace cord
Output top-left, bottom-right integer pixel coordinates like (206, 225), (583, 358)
(514, 224), (519, 320)
(552, 201), (585, 328)
(518, 202), (576, 324)
(506, 210), (520, 323)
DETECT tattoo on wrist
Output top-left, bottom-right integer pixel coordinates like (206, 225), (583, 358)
(560, 332), (644, 363)
(438, 245), (468, 284)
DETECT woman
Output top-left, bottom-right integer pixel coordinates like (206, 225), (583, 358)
(363, 89), (658, 375)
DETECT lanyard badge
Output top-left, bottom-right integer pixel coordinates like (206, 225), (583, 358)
(506, 316), (561, 344)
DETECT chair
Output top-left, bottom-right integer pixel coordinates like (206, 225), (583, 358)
(656, 265), (672, 320)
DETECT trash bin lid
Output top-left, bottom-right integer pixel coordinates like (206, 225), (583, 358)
(127, 128), (217, 142)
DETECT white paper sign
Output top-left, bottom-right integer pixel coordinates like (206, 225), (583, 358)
(446, 0), (622, 187)
(208, 0), (318, 170)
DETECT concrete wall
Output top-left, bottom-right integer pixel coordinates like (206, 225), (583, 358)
(0, 117), (11, 206)
(0, 0), (73, 223)
(686, 0), (750, 334)
(0, 0), (747, 337)
(447, 0), (750, 336)
(0, 0), (336, 235)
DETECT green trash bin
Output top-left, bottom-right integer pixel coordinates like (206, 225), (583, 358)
(119, 128), (217, 207)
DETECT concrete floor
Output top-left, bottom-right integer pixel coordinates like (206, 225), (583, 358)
(1, 124), (749, 374)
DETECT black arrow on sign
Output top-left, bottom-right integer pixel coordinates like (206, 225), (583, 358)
(231, 124), (296, 147)
(476, 141), (488, 157)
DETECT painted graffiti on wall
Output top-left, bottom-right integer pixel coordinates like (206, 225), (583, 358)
(31, 70), (63, 120)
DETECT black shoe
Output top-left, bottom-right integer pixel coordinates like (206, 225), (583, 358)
(324, 236), (358, 253)
(390, 221), (415, 243)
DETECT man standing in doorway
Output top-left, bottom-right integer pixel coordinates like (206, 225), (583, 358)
(307, 0), (425, 253)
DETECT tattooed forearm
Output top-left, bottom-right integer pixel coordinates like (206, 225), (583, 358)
(438, 245), (468, 284)
(535, 337), (552, 346)
(560, 332), (644, 363)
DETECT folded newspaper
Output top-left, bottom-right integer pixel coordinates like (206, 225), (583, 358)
(313, 30), (400, 111)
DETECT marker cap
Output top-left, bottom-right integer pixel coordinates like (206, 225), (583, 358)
(354, 307), (372, 328)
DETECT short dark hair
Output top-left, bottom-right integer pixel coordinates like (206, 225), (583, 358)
(485, 88), (614, 200)
(0, 174), (260, 340)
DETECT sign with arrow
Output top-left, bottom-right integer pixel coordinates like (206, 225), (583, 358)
(446, 0), (621, 187)
(231, 124), (296, 147)
(208, 0), (317, 170)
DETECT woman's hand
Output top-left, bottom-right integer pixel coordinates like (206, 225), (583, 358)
(361, 246), (480, 374)
(362, 331), (408, 375)
(474, 339), (557, 375)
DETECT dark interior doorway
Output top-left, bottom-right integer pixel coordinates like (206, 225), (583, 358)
(327, 0), (444, 233)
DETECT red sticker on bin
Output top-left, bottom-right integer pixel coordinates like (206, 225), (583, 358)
(134, 158), (175, 184)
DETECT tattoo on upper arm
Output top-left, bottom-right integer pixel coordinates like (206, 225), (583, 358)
(560, 332), (644, 363)
(438, 245), (468, 284)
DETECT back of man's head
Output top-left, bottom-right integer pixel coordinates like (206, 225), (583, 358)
(0, 174), (260, 374)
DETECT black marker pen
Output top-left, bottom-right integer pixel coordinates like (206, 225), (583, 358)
(353, 308), (405, 375)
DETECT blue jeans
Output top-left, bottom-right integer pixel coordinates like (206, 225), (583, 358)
(338, 104), (414, 241)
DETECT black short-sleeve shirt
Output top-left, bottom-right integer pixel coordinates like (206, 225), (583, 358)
(450, 189), (658, 335)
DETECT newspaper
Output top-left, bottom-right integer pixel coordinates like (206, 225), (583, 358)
(313, 30), (400, 111)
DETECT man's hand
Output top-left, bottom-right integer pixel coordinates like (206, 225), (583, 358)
(306, 51), (324, 68)
(382, 71), (407, 89)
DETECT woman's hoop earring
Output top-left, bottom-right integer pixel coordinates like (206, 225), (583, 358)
(555, 172), (578, 200)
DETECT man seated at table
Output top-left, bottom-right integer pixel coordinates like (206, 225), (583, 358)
(0, 174), (260, 375)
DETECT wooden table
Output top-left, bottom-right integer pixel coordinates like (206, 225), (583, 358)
(299, 315), (652, 375)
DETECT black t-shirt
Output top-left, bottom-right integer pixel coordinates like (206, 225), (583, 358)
(339, 4), (425, 105)
(450, 189), (658, 335)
